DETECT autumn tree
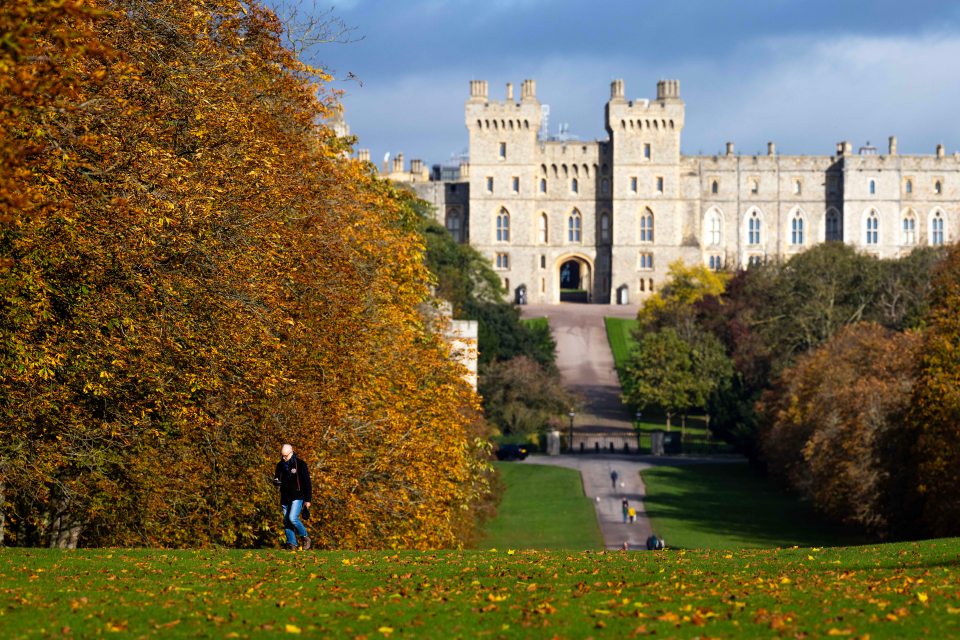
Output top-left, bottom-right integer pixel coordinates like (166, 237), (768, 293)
(758, 323), (921, 536)
(909, 243), (960, 537)
(1, 0), (493, 549)
(478, 355), (578, 437)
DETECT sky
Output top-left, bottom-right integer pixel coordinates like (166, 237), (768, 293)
(288, 0), (960, 168)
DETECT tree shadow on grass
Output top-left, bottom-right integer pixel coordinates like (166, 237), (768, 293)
(641, 463), (872, 549)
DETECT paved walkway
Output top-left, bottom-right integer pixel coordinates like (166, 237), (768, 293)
(521, 454), (653, 550)
(521, 304), (639, 434)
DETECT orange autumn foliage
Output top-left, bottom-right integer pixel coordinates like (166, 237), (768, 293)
(0, 0), (493, 548)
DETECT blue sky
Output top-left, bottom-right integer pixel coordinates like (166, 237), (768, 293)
(289, 0), (960, 167)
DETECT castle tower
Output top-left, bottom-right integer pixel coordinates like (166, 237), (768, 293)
(465, 79), (543, 301)
(605, 79), (689, 302)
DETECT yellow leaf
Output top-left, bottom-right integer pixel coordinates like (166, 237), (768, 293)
(916, 592), (929, 603)
(284, 624), (301, 634)
(378, 627), (394, 636)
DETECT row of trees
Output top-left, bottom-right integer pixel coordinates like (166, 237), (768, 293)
(1, 1), (493, 548)
(410, 195), (576, 440)
(622, 243), (959, 537)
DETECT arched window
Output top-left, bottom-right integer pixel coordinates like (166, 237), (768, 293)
(826, 209), (841, 242)
(496, 208), (510, 242)
(639, 208), (654, 243)
(793, 179), (802, 195)
(711, 180), (718, 194)
(906, 179), (913, 194)
(790, 210), (804, 245)
(869, 179), (876, 195)
(865, 210), (879, 245)
(902, 212), (916, 245)
(931, 211), (945, 245)
(539, 178), (547, 193)
(568, 210), (582, 243)
(571, 178), (579, 193)
(935, 180), (943, 195)
(600, 213), (611, 243)
(601, 178), (610, 194)
(705, 209), (722, 246)
(748, 211), (762, 245)
(445, 210), (461, 243)
(538, 213), (548, 244)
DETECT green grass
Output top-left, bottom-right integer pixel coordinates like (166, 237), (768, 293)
(603, 316), (638, 370)
(2, 542), (959, 638)
(519, 316), (548, 333)
(642, 463), (870, 550)
(480, 462), (603, 550)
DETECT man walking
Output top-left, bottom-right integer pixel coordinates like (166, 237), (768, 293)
(610, 469), (619, 489)
(274, 444), (312, 551)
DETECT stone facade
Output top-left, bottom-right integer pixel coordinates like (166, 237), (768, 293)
(376, 78), (960, 305)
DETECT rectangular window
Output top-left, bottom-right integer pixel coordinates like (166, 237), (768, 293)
(495, 253), (510, 270)
(512, 176), (519, 193)
(644, 143), (651, 160)
(540, 255), (546, 269)
(498, 142), (506, 159)
(656, 176), (664, 194)
(630, 176), (638, 193)
(486, 176), (494, 193)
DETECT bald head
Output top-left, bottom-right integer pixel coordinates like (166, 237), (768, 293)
(281, 444), (293, 460)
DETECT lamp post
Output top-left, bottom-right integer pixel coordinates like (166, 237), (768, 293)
(635, 410), (642, 452)
(568, 410), (576, 453)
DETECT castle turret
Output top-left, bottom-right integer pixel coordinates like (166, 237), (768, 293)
(469, 80), (488, 101)
(656, 79), (680, 101)
(888, 136), (897, 155)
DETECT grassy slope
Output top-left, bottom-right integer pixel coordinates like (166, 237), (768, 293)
(603, 316), (637, 371)
(2, 543), (959, 638)
(480, 462), (603, 550)
(642, 463), (869, 550)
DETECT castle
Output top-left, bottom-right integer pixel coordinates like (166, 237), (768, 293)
(366, 79), (958, 305)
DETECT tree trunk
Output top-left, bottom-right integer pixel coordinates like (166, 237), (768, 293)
(681, 413), (686, 442)
(665, 412), (671, 431)
(0, 480), (5, 546)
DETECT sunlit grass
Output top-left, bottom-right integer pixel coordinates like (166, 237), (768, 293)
(3, 541), (959, 638)
(480, 462), (603, 550)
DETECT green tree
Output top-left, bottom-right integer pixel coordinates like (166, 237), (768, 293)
(479, 356), (578, 437)
(910, 243), (960, 537)
(621, 328), (694, 430)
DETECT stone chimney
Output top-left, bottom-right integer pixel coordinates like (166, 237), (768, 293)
(392, 152), (404, 174)
(610, 79), (625, 101)
(357, 149), (370, 163)
(411, 159), (423, 175)
(725, 142), (735, 156)
(888, 136), (897, 155)
(837, 141), (852, 156)
(506, 82), (513, 101)
(767, 141), (776, 157)
(521, 79), (536, 101)
(656, 79), (680, 100)
(469, 80), (488, 101)
(937, 143), (945, 158)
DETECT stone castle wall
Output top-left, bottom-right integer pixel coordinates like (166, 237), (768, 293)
(369, 78), (960, 305)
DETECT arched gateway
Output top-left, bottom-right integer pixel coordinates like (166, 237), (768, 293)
(557, 254), (593, 303)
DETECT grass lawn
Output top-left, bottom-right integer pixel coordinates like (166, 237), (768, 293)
(519, 316), (548, 333)
(603, 316), (638, 371)
(480, 462), (603, 550)
(642, 463), (870, 550)
(2, 542), (959, 638)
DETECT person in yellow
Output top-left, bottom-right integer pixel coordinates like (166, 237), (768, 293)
(627, 506), (636, 523)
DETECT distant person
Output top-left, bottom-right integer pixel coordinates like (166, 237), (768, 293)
(610, 469), (619, 489)
(274, 444), (312, 551)
(621, 498), (629, 523)
(646, 535), (665, 550)
(628, 506), (636, 523)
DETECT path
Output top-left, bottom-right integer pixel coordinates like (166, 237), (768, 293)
(522, 454), (653, 550)
(518, 304), (657, 548)
(520, 304), (638, 434)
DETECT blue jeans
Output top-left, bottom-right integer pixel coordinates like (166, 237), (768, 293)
(282, 500), (308, 546)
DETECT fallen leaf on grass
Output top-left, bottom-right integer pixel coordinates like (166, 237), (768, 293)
(285, 623), (301, 634)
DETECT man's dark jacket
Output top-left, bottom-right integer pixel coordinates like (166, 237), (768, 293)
(274, 455), (312, 505)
